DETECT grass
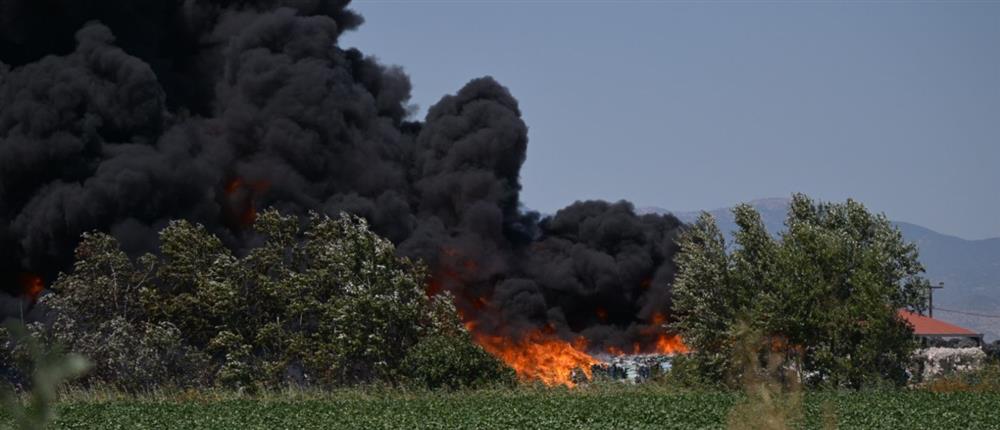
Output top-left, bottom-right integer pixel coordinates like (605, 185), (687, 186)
(3, 387), (1000, 429)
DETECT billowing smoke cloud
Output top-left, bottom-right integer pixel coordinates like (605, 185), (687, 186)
(0, 0), (683, 352)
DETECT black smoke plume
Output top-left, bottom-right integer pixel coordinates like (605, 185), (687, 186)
(0, 0), (683, 353)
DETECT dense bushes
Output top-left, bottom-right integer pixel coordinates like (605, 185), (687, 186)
(2, 210), (511, 391)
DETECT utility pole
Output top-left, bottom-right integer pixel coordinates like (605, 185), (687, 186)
(928, 282), (944, 318)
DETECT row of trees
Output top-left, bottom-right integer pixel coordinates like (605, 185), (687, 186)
(2, 194), (937, 391)
(2, 211), (513, 391)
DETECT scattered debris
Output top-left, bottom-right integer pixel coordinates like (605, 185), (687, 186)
(911, 347), (986, 382)
(590, 354), (675, 383)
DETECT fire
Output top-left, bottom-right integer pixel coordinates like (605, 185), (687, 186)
(460, 307), (689, 385)
(426, 278), (443, 297)
(223, 177), (270, 228)
(465, 319), (688, 385)
(472, 329), (600, 387)
(768, 336), (803, 354)
(224, 177), (243, 194)
(242, 202), (258, 226)
(604, 335), (688, 356)
(427, 246), (687, 387)
(654, 333), (688, 354)
(224, 177), (270, 195)
(18, 273), (44, 301)
(650, 312), (666, 326)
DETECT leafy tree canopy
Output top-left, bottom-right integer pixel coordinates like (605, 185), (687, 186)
(7, 210), (512, 391)
(671, 194), (928, 388)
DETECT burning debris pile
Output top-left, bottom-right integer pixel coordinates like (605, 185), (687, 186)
(0, 1), (687, 386)
(466, 319), (688, 386)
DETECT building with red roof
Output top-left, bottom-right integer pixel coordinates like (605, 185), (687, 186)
(898, 310), (983, 346)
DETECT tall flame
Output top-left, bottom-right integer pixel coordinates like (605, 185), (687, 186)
(654, 333), (688, 354)
(647, 312), (688, 355)
(471, 329), (600, 387)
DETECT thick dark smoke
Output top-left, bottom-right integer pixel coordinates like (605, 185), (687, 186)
(0, 0), (683, 352)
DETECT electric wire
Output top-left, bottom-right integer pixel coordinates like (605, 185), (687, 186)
(935, 307), (1000, 319)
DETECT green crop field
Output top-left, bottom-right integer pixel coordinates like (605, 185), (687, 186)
(3, 388), (999, 429)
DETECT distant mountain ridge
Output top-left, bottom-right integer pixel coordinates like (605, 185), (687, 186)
(638, 198), (1000, 341)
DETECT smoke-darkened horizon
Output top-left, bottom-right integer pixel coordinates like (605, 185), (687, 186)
(0, 0), (684, 358)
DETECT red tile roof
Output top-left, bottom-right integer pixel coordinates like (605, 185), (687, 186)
(898, 310), (978, 336)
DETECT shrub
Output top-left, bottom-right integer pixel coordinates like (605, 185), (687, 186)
(402, 332), (516, 389)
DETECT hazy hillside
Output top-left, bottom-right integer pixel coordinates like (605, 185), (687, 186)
(639, 198), (1000, 341)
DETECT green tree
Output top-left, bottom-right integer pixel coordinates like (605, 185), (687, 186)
(36, 233), (207, 391)
(670, 211), (734, 386)
(16, 210), (511, 390)
(672, 194), (928, 388)
(144, 210), (457, 387)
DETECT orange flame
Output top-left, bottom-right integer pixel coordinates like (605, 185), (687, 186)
(768, 336), (803, 355)
(472, 329), (600, 387)
(654, 333), (688, 354)
(463, 311), (689, 385)
(467, 321), (688, 385)
(429, 247), (688, 386)
(18, 273), (44, 301)
(650, 312), (667, 326)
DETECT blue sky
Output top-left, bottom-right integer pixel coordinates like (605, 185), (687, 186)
(342, 1), (1000, 240)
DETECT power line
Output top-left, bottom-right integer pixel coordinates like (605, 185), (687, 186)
(935, 307), (1000, 320)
